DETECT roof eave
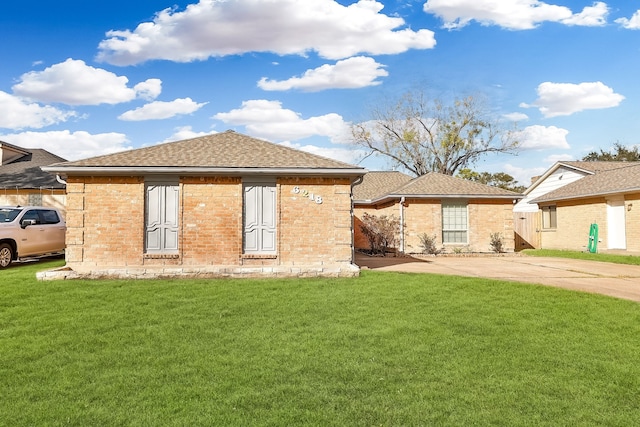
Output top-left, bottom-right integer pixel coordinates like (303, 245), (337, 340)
(391, 193), (521, 199)
(354, 193), (522, 205)
(42, 166), (367, 177)
(533, 186), (640, 204)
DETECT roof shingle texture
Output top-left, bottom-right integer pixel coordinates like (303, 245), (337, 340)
(534, 163), (640, 203)
(54, 131), (361, 170)
(559, 161), (640, 173)
(392, 173), (521, 197)
(353, 171), (521, 203)
(352, 171), (413, 200)
(0, 149), (67, 189)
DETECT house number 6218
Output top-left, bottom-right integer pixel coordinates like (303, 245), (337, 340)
(292, 186), (323, 204)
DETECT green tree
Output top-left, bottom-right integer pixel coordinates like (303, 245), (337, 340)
(351, 91), (520, 176)
(582, 142), (640, 161)
(457, 168), (526, 193)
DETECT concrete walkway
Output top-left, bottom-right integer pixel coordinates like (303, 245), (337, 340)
(355, 253), (640, 302)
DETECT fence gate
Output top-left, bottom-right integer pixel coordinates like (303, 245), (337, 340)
(514, 211), (541, 251)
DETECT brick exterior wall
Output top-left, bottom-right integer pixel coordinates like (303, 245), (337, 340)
(354, 198), (515, 254)
(279, 177), (353, 265)
(62, 175), (358, 278)
(540, 192), (640, 252)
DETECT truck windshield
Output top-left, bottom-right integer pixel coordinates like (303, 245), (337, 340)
(0, 208), (22, 222)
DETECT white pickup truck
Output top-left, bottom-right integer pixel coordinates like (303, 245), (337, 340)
(0, 206), (66, 268)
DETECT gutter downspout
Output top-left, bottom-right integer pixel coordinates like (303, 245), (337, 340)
(350, 175), (364, 265)
(56, 175), (67, 185)
(400, 196), (405, 254)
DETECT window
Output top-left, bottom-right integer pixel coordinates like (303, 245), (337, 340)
(442, 201), (468, 244)
(39, 209), (60, 224)
(145, 181), (179, 253)
(243, 181), (276, 255)
(542, 205), (557, 229)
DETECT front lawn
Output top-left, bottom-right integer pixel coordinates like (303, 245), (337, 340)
(522, 249), (640, 265)
(2, 259), (640, 426)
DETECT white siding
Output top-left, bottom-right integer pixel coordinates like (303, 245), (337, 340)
(514, 166), (590, 212)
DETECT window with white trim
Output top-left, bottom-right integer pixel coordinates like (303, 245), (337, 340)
(145, 181), (179, 254)
(442, 201), (468, 244)
(243, 181), (277, 255)
(542, 205), (557, 229)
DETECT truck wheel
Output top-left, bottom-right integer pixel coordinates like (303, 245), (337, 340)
(0, 243), (14, 269)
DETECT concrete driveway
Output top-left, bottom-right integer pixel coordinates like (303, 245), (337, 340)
(355, 253), (640, 302)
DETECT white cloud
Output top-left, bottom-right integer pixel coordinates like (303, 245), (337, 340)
(561, 2), (608, 26)
(163, 126), (214, 142)
(423, 0), (608, 30)
(118, 98), (207, 121)
(516, 125), (570, 149)
(0, 130), (131, 160)
(213, 99), (350, 143)
(97, 0), (436, 65)
(258, 57), (388, 92)
(503, 112), (529, 122)
(523, 81), (624, 117)
(615, 10), (640, 29)
(12, 58), (162, 105)
(278, 141), (365, 166)
(544, 153), (574, 163)
(0, 91), (76, 130)
(133, 79), (163, 101)
(502, 163), (547, 187)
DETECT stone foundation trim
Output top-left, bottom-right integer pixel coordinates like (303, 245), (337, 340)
(36, 263), (360, 280)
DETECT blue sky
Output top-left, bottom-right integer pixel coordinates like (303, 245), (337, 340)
(1, 0), (639, 186)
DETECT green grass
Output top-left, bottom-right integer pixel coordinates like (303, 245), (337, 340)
(2, 259), (640, 426)
(522, 249), (640, 265)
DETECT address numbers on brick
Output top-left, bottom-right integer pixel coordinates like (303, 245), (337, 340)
(292, 186), (323, 204)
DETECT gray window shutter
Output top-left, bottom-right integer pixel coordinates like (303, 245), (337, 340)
(146, 183), (179, 253)
(243, 183), (276, 254)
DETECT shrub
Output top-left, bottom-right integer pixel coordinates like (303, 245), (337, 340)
(418, 233), (441, 255)
(490, 232), (505, 253)
(360, 213), (400, 256)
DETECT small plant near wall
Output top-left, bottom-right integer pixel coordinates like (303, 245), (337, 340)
(360, 213), (400, 256)
(418, 233), (442, 255)
(452, 246), (470, 254)
(490, 232), (505, 253)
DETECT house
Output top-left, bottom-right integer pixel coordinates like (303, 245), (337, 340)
(513, 161), (640, 251)
(353, 171), (522, 254)
(0, 140), (66, 213)
(529, 162), (640, 253)
(41, 131), (366, 279)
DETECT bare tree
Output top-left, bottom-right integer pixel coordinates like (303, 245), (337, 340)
(351, 91), (520, 176)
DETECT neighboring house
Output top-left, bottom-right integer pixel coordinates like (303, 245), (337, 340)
(353, 171), (522, 254)
(513, 161), (640, 251)
(0, 141), (66, 214)
(42, 131), (366, 279)
(530, 162), (640, 253)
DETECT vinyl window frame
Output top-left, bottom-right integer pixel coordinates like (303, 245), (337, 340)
(442, 200), (469, 244)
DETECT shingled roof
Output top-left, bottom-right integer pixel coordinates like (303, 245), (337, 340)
(44, 131), (365, 177)
(0, 144), (66, 189)
(533, 163), (640, 203)
(558, 161), (640, 174)
(354, 171), (522, 204)
(352, 171), (413, 201)
(392, 173), (521, 198)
